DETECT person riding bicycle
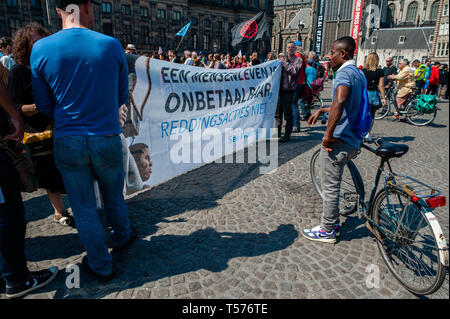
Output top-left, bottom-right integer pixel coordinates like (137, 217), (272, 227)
(387, 59), (415, 120)
(302, 36), (366, 243)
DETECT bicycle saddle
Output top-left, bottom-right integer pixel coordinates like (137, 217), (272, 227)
(375, 142), (409, 159)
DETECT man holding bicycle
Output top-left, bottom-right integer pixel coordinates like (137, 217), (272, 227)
(302, 37), (365, 243)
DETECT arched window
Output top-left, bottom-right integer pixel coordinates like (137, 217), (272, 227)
(387, 4), (396, 22)
(406, 2), (418, 23)
(289, 12), (296, 24)
(430, 1), (439, 21)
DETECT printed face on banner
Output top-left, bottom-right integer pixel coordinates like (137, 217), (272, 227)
(122, 57), (282, 195)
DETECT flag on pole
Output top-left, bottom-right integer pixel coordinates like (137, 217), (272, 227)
(231, 11), (270, 47)
(158, 47), (163, 55)
(176, 21), (191, 37)
(238, 50), (242, 58)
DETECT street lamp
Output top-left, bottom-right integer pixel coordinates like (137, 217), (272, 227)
(298, 20), (304, 42)
(213, 43), (218, 53)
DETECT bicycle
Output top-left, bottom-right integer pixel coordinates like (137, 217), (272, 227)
(374, 84), (437, 126)
(310, 139), (448, 295)
(297, 92), (328, 125)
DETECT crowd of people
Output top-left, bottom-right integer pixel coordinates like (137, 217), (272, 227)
(0, 0), (448, 299)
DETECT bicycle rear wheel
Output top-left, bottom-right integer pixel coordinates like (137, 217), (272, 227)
(405, 101), (436, 126)
(371, 188), (446, 295)
(310, 148), (359, 216)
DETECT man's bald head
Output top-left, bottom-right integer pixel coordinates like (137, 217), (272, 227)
(332, 36), (356, 59)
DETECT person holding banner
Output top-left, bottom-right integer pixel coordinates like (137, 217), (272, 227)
(275, 41), (302, 143)
(30, 0), (136, 281)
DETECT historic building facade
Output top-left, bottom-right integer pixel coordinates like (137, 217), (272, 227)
(272, 0), (315, 54)
(0, 0), (274, 55)
(431, 0), (449, 63)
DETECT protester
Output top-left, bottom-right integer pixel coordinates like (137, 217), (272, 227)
(382, 56), (397, 90)
(303, 37), (366, 243)
(232, 55), (243, 68)
(291, 51), (307, 132)
(0, 80), (59, 298)
(184, 50), (193, 65)
(0, 63), (8, 86)
(205, 53), (214, 68)
(241, 55), (249, 68)
(265, 51), (274, 62)
(438, 64), (449, 100)
(30, 0), (136, 281)
(8, 23), (74, 227)
(198, 51), (207, 67)
(426, 62), (440, 95)
(224, 53), (233, 69)
(124, 44), (136, 55)
(250, 52), (260, 66)
(412, 59), (427, 95)
(192, 51), (200, 66)
(169, 50), (182, 63)
(362, 52), (386, 137)
(387, 59), (415, 119)
(275, 41), (302, 143)
(423, 58), (432, 93)
(213, 53), (225, 69)
(0, 37), (15, 71)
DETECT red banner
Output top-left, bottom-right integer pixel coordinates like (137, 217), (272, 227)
(351, 0), (364, 55)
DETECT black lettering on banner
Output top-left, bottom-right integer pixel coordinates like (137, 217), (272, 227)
(165, 93), (180, 113)
(161, 67), (170, 83)
(195, 91), (206, 110)
(181, 92), (195, 112)
(215, 90), (224, 108)
(206, 90), (215, 109)
(224, 89), (233, 107)
(234, 88), (242, 104)
(170, 68), (179, 83)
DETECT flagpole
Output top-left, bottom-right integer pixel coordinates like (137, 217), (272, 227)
(176, 36), (185, 52)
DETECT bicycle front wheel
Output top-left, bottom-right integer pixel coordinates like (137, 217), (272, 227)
(405, 101), (436, 126)
(372, 188), (446, 295)
(310, 148), (359, 216)
(374, 99), (391, 120)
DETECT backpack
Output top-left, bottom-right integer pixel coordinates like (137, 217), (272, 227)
(342, 65), (373, 140)
(310, 77), (324, 93)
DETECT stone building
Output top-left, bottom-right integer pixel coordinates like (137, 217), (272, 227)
(431, 0), (449, 63)
(272, 0), (315, 54)
(0, 0), (275, 55)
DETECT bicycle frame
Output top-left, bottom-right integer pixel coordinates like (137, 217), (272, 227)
(348, 143), (449, 266)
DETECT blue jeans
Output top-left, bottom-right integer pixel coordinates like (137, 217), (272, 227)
(291, 84), (303, 128)
(0, 153), (30, 288)
(53, 135), (131, 275)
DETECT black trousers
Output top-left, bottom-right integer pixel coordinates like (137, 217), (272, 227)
(0, 151), (29, 287)
(275, 90), (294, 137)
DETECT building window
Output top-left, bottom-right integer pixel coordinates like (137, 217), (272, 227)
(204, 19), (211, 27)
(158, 28), (166, 46)
(140, 7), (149, 17)
(193, 33), (198, 49)
(9, 18), (20, 34)
(173, 11), (181, 22)
(387, 4), (396, 23)
(371, 37), (377, 45)
(421, 56), (428, 63)
(192, 17), (198, 26)
(429, 35), (434, 43)
(243, 0), (248, 8)
(141, 26), (150, 45)
(123, 25), (133, 44)
(217, 21), (223, 29)
(217, 0), (222, 5)
(217, 35), (223, 51)
(157, 9), (166, 19)
(121, 5), (131, 15)
(102, 2), (112, 13)
(439, 23), (449, 35)
(406, 2), (418, 23)
(430, 1), (439, 21)
(204, 35), (210, 50)
(31, 0), (41, 8)
(6, 0), (18, 7)
(289, 12), (296, 23)
(103, 22), (113, 36)
(399, 35), (406, 44)
(443, 4), (449, 16)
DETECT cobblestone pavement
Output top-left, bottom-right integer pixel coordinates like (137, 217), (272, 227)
(1, 82), (448, 299)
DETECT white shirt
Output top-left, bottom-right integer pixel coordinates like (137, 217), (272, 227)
(184, 58), (193, 65)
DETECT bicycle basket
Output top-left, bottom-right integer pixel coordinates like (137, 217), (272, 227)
(416, 94), (436, 114)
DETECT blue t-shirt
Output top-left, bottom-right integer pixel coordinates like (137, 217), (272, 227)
(305, 66), (317, 88)
(30, 28), (129, 138)
(331, 63), (366, 150)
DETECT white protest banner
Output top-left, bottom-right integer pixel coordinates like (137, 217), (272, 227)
(121, 57), (282, 195)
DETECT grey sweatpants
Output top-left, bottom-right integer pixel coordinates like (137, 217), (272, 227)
(320, 142), (358, 232)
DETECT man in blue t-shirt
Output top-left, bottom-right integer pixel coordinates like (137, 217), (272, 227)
(302, 37), (366, 243)
(30, 0), (136, 281)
